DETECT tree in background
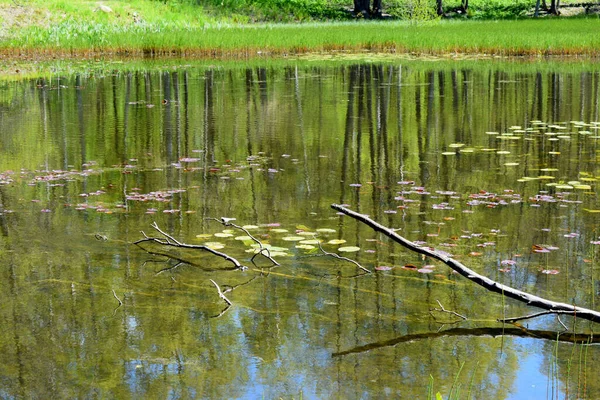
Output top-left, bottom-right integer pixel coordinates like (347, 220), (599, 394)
(353, 0), (383, 17)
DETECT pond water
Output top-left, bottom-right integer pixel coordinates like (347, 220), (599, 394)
(1, 59), (600, 399)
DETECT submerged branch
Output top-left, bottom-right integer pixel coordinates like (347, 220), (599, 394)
(333, 326), (600, 357)
(331, 204), (600, 324)
(134, 222), (246, 270)
(316, 241), (371, 274)
(430, 299), (468, 324)
(206, 217), (280, 266)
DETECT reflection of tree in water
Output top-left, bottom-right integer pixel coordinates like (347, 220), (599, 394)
(2, 64), (600, 397)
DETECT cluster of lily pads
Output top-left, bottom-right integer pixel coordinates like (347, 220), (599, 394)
(195, 224), (361, 258)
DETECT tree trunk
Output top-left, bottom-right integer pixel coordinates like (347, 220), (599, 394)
(549, 0), (561, 14)
(534, 0), (541, 17)
(461, 0), (468, 13)
(436, 0), (444, 16)
(354, 0), (371, 16)
(372, 0), (383, 17)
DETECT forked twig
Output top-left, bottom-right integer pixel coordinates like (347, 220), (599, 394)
(209, 279), (232, 318)
(316, 241), (371, 273)
(112, 289), (123, 315)
(210, 279), (232, 305)
(430, 300), (467, 324)
(498, 310), (576, 326)
(134, 222), (246, 269)
(207, 217), (280, 266)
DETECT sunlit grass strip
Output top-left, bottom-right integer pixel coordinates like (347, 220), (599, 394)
(2, 19), (600, 59)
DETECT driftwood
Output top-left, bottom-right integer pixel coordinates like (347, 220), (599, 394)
(331, 204), (600, 324)
(333, 326), (600, 357)
(134, 222), (246, 270)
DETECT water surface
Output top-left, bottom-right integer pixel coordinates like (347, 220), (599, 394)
(1, 60), (600, 399)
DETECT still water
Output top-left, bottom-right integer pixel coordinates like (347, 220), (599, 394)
(1, 59), (600, 399)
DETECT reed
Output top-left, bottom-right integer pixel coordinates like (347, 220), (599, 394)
(3, 18), (600, 59)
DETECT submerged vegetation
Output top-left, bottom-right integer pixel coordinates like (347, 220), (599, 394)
(0, 0), (599, 59)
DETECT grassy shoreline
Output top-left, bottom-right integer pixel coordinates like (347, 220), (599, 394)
(4, 19), (600, 60)
(1, 0), (600, 62)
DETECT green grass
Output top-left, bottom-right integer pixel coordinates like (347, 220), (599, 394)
(0, 0), (599, 58)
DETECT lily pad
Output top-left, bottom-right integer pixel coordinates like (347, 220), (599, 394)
(204, 242), (225, 250)
(316, 228), (336, 233)
(296, 244), (315, 250)
(282, 236), (305, 241)
(235, 235), (253, 241)
(299, 239), (321, 244)
(214, 232), (233, 238)
(338, 246), (360, 253)
(327, 239), (347, 245)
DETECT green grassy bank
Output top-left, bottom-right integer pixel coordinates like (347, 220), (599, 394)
(1, 0), (600, 59)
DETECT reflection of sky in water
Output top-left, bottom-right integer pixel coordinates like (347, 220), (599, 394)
(511, 339), (546, 400)
(2, 64), (600, 399)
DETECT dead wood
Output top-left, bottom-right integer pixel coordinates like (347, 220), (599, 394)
(331, 204), (600, 324)
(134, 222), (246, 270)
(333, 326), (600, 357)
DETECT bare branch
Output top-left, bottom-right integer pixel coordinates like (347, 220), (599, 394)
(112, 289), (123, 306)
(206, 217), (279, 266)
(210, 279), (232, 305)
(498, 310), (578, 324)
(112, 289), (123, 316)
(430, 300), (467, 324)
(317, 241), (371, 273)
(331, 203), (600, 324)
(155, 262), (184, 276)
(134, 222), (246, 270)
(151, 221), (182, 245)
(333, 326), (600, 357)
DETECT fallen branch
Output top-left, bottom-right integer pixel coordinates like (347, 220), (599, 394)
(333, 326), (600, 357)
(316, 241), (371, 274)
(331, 204), (600, 324)
(206, 217), (279, 266)
(134, 222), (246, 270)
(210, 279), (232, 305)
(430, 300), (468, 324)
(112, 289), (123, 315)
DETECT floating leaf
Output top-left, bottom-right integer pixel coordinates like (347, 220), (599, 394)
(541, 269), (560, 275)
(196, 234), (212, 239)
(214, 232), (233, 238)
(235, 235), (252, 241)
(375, 266), (393, 271)
(296, 244), (315, 250)
(270, 228), (289, 233)
(316, 228), (336, 233)
(269, 251), (290, 257)
(242, 225), (259, 230)
(299, 239), (321, 244)
(282, 236), (305, 241)
(402, 264), (418, 270)
(204, 242), (225, 250)
(417, 268), (435, 274)
(441, 152), (456, 156)
(328, 239), (347, 245)
(297, 231), (317, 236)
(338, 246), (360, 253)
